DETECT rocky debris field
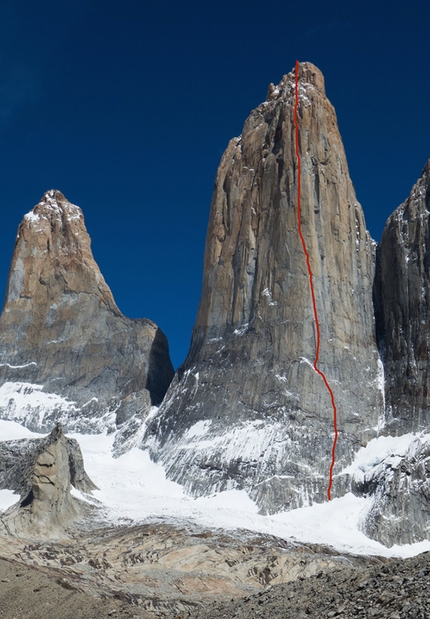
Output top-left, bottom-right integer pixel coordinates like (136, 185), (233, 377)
(0, 557), (138, 619)
(188, 551), (430, 619)
(1, 548), (429, 619)
(1, 517), (429, 619)
(0, 521), (376, 617)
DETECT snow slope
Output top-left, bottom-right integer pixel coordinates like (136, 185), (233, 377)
(1, 420), (429, 559)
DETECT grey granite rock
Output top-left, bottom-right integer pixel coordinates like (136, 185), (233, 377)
(0, 190), (174, 434)
(0, 423), (97, 500)
(140, 62), (383, 512)
(357, 160), (430, 546)
(354, 435), (430, 546)
(374, 160), (430, 433)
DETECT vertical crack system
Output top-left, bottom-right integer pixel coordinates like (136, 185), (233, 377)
(294, 60), (338, 501)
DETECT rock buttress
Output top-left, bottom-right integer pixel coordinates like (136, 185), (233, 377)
(375, 160), (430, 433)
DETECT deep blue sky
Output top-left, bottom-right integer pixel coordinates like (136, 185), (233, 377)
(0, 0), (429, 369)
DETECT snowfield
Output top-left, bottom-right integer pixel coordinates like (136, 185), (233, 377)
(1, 419), (430, 559)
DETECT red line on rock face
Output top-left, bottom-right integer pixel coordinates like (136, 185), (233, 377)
(294, 60), (338, 501)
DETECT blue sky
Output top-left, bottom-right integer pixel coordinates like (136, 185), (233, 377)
(0, 0), (429, 368)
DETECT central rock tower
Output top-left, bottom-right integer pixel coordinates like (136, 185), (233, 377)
(142, 62), (383, 512)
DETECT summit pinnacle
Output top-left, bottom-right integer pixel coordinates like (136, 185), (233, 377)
(0, 191), (174, 435)
(138, 62), (383, 512)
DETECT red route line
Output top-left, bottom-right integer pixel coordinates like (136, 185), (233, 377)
(293, 59), (338, 501)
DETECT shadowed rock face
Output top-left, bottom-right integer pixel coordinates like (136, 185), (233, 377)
(0, 190), (174, 434)
(357, 161), (430, 547)
(140, 62), (383, 512)
(375, 160), (430, 433)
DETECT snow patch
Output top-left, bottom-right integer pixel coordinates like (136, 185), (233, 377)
(24, 211), (40, 223)
(0, 489), (18, 511)
(0, 382), (78, 428)
(184, 420), (211, 439)
(233, 323), (249, 336)
(262, 288), (278, 306)
(0, 419), (45, 441)
(82, 397), (99, 408)
(0, 362), (37, 370)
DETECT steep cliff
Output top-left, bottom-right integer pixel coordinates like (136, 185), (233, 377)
(140, 62), (383, 512)
(375, 160), (430, 433)
(356, 160), (430, 546)
(0, 190), (174, 434)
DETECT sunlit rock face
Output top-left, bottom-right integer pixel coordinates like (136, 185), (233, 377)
(0, 423), (96, 539)
(140, 62), (383, 513)
(0, 190), (174, 434)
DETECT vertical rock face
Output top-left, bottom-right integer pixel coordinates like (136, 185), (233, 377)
(375, 160), (430, 433)
(143, 62), (383, 512)
(358, 161), (430, 547)
(0, 190), (174, 434)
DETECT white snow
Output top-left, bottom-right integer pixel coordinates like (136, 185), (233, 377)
(262, 288), (278, 306)
(24, 211), (40, 223)
(0, 418), (45, 440)
(341, 432), (430, 481)
(82, 397), (99, 408)
(185, 420), (211, 439)
(0, 489), (18, 511)
(1, 419), (430, 559)
(0, 362), (37, 370)
(233, 323), (249, 336)
(0, 382), (78, 427)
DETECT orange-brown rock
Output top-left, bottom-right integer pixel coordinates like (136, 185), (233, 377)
(0, 190), (174, 434)
(142, 63), (383, 512)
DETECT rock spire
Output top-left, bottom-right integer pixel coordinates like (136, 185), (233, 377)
(140, 62), (383, 512)
(0, 190), (174, 435)
(0, 423), (96, 538)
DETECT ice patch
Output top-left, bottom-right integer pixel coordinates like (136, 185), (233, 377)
(341, 432), (430, 480)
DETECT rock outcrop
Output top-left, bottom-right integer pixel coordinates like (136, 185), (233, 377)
(141, 62), (383, 512)
(0, 423), (96, 538)
(0, 424), (96, 499)
(353, 435), (430, 547)
(0, 190), (174, 434)
(375, 160), (430, 433)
